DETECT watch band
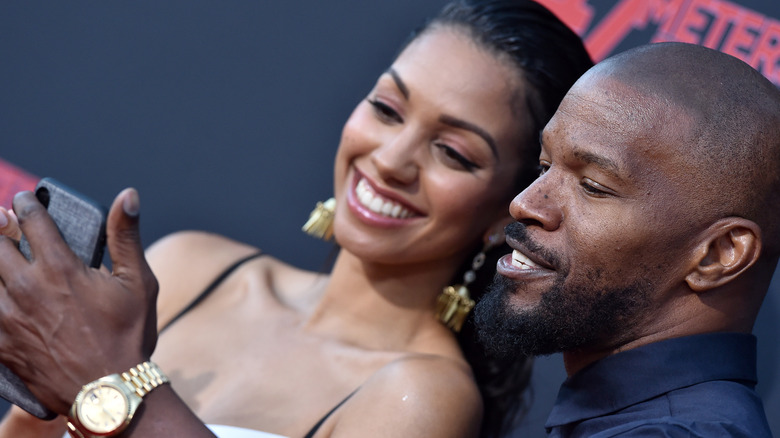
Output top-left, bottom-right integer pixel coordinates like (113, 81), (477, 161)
(66, 361), (169, 438)
(121, 361), (169, 397)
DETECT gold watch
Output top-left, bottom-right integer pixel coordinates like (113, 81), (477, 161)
(66, 361), (169, 438)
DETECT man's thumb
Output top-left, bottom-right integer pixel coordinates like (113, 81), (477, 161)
(106, 188), (150, 284)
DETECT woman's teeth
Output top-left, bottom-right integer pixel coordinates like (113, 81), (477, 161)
(356, 178), (414, 219)
(512, 250), (540, 270)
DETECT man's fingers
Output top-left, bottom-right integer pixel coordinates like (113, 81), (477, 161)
(0, 208), (22, 241)
(11, 192), (74, 265)
(0, 235), (27, 285)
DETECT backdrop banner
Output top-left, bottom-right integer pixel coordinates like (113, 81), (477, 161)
(538, 0), (780, 87)
(0, 160), (37, 208)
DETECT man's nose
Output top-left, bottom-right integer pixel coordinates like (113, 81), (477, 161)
(509, 174), (563, 231)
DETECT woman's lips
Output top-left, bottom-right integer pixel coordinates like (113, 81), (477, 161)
(355, 177), (415, 219)
(346, 172), (422, 227)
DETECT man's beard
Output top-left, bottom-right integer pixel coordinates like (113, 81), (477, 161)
(474, 270), (652, 361)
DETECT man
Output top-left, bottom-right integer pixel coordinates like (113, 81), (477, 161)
(476, 42), (779, 437)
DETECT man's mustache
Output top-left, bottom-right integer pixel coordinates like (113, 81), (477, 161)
(504, 222), (563, 272)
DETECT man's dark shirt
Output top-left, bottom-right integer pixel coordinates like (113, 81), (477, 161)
(545, 333), (772, 437)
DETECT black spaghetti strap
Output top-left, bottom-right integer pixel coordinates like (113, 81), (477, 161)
(159, 251), (264, 334)
(303, 388), (359, 438)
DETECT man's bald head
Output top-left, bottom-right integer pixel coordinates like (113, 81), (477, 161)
(577, 42), (780, 258)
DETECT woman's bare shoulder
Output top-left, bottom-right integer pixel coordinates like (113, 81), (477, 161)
(148, 230), (323, 325)
(147, 230), (261, 283)
(146, 230), (258, 265)
(335, 354), (482, 437)
(147, 231), (265, 327)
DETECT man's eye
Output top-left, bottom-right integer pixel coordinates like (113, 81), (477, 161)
(581, 179), (610, 197)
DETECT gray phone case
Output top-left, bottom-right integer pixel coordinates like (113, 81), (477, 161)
(4, 177), (107, 419)
(19, 178), (107, 268)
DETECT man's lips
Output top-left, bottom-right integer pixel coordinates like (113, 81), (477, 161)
(503, 220), (560, 270)
(502, 233), (557, 273)
(511, 249), (541, 270)
(498, 223), (558, 278)
(497, 250), (555, 279)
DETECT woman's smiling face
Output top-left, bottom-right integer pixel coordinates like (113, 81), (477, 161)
(332, 26), (531, 269)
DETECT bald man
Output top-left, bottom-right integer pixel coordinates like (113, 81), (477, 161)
(476, 42), (779, 437)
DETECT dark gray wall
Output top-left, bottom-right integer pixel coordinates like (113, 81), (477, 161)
(1, 2), (777, 437)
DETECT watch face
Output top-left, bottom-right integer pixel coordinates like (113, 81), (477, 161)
(77, 383), (130, 433)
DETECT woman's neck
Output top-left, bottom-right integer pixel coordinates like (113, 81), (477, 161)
(302, 249), (461, 353)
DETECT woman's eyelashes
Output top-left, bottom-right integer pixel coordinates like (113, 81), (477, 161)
(367, 98), (402, 124)
(434, 143), (479, 171)
(367, 96), (481, 172)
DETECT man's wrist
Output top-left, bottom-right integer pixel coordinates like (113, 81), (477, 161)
(66, 361), (168, 438)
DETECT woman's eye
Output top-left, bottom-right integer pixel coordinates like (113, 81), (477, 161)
(537, 162), (550, 176)
(435, 144), (479, 171)
(367, 98), (402, 123)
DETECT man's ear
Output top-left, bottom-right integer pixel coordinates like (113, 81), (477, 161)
(685, 217), (762, 292)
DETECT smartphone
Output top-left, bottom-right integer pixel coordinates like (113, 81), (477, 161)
(1, 178), (107, 419)
(18, 177), (107, 268)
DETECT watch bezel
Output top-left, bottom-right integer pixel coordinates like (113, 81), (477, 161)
(72, 375), (142, 436)
(76, 381), (130, 433)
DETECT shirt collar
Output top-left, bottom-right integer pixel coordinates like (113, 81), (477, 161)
(545, 332), (758, 428)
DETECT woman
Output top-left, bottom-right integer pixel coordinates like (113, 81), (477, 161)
(0, 1), (592, 437)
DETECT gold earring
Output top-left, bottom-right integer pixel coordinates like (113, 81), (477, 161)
(302, 198), (336, 241)
(436, 232), (503, 332)
(436, 283), (476, 333)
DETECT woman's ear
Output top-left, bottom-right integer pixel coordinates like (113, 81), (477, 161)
(483, 216), (514, 250)
(685, 217), (762, 292)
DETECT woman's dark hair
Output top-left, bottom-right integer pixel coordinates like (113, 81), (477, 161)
(406, 1), (594, 436)
(408, 0), (594, 194)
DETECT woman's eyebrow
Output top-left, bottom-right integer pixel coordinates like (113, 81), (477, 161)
(439, 114), (499, 158)
(387, 68), (410, 100)
(387, 67), (497, 158)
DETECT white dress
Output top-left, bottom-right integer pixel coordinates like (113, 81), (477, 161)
(63, 424), (288, 438)
(208, 424), (289, 438)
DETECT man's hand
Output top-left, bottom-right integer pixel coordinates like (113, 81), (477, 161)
(0, 188), (159, 415)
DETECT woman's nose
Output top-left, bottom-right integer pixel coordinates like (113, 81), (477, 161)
(370, 130), (421, 186)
